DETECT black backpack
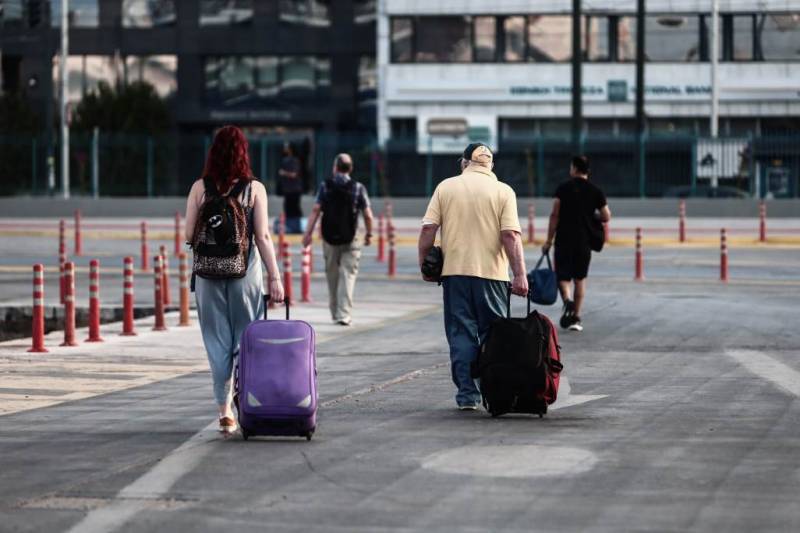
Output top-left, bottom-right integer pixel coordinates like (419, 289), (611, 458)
(320, 178), (358, 245)
(471, 291), (564, 417)
(191, 177), (250, 279)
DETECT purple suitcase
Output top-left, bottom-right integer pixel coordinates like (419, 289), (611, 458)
(235, 296), (317, 441)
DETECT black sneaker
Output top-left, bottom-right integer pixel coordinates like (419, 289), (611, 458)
(568, 315), (583, 332)
(560, 300), (575, 330)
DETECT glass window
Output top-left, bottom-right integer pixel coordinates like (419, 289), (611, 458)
(280, 56), (316, 98)
(539, 119), (571, 137)
(474, 16), (496, 62)
(733, 15), (754, 60)
(200, 0), (253, 26)
(528, 16), (572, 62)
(586, 118), (615, 136)
(585, 16), (610, 61)
(358, 56), (376, 93)
(122, 0), (176, 28)
(50, 0), (98, 27)
(499, 118), (536, 140)
(390, 118), (416, 140)
(254, 57), (279, 97)
(54, 55), (119, 104)
(391, 18), (413, 63)
(617, 16), (637, 61)
(125, 55), (177, 97)
(316, 57), (331, 90)
(756, 13), (800, 61)
(725, 118), (758, 136)
(2, 1), (25, 25)
(503, 16), (526, 62)
(279, 0), (331, 28)
(649, 117), (698, 135)
(220, 57), (255, 96)
(415, 17), (472, 63)
(354, 0), (376, 25)
(761, 117), (800, 134)
(645, 15), (700, 62)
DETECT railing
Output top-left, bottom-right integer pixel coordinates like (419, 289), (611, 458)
(2, 131), (798, 198)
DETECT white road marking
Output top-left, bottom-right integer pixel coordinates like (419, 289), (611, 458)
(726, 349), (800, 398)
(64, 372), (605, 531)
(551, 377), (608, 411)
(421, 445), (598, 478)
(66, 421), (219, 533)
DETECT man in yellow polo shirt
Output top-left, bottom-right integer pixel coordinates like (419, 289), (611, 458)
(418, 143), (528, 410)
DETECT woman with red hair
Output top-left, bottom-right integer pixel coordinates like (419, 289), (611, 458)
(184, 125), (284, 434)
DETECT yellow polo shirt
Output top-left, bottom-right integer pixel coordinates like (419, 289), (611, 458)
(423, 164), (521, 282)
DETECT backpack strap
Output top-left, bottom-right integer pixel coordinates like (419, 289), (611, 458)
(202, 176), (219, 198)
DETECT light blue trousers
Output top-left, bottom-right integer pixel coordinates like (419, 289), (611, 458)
(195, 249), (264, 405)
(442, 276), (508, 407)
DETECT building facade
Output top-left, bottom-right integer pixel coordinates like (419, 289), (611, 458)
(1, 0), (377, 194)
(377, 0), (800, 197)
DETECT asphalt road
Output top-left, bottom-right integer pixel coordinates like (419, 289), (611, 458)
(1, 254), (799, 532)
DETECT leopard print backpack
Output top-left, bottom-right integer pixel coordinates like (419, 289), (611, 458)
(191, 177), (251, 279)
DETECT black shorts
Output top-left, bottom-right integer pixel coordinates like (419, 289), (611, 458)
(554, 245), (591, 282)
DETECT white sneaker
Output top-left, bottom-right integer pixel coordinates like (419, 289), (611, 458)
(568, 317), (583, 332)
(458, 404), (479, 411)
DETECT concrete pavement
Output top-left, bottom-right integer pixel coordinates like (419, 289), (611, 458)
(1, 251), (799, 531)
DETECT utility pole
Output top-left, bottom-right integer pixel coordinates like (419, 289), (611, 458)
(571, 0), (582, 154)
(635, 0), (646, 197)
(60, 0), (70, 199)
(710, 0), (720, 188)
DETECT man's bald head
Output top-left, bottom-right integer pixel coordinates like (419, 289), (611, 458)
(334, 153), (353, 174)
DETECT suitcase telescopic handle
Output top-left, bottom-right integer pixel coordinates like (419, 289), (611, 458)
(506, 286), (532, 318)
(264, 294), (290, 321)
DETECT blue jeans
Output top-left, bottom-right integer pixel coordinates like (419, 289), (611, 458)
(442, 276), (508, 407)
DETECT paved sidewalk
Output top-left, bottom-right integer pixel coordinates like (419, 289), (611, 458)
(0, 297), (439, 417)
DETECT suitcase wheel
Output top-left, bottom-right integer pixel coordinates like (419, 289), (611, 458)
(538, 413), (544, 419)
(241, 429), (249, 441)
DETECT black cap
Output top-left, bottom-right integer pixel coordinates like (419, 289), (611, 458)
(462, 142), (492, 162)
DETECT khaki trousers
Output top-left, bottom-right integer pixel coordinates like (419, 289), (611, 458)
(322, 241), (362, 323)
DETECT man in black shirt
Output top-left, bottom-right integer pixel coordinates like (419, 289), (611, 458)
(543, 156), (611, 331)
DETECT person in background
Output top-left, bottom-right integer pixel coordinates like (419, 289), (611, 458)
(184, 125), (284, 435)
(278, 142), (304, 233)
(302, 153), (373, 326)
(542, 155), (611, 332)
(418, 143), (528, 411)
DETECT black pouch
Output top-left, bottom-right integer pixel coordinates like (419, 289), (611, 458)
(421, 246), (444, 282)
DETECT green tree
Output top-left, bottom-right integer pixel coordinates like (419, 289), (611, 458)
(71, 81), (173, 196)
(0, 93), (41, 195)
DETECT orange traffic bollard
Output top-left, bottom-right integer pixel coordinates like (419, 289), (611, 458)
(59, 219), (67, 304)
(300, 246), (312, 303)
(60, 261), (78, 346)
(178, 252), (191, 326)
(282, 241), (293, 306)
(140, 221), (149, 272)
(377, 213), (386, 262)
(174, 211), (182, 256)
(153, 256), (167, 331)
(279, 212), (286, 258)
(121, 256), (137, 336)
(85, 259), (103, 342)
(720, 228), (729, 282)
(74, 209), (83, 256)
(759, 201), (767, 243)
(388, 223), (397, 278)
(634, 227), (644, 282)
(159, 245), (171, 306)
(679, 200), (686, 243)
(527, 204), (535, 244)
(29, 264), (48, 353)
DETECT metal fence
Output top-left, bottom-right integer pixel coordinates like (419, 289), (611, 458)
(2, 131), (798, 198)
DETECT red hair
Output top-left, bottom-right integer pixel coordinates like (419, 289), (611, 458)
(201, 125), (253, 194)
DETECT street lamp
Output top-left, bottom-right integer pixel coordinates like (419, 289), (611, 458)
(60, 0), (70, 199)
